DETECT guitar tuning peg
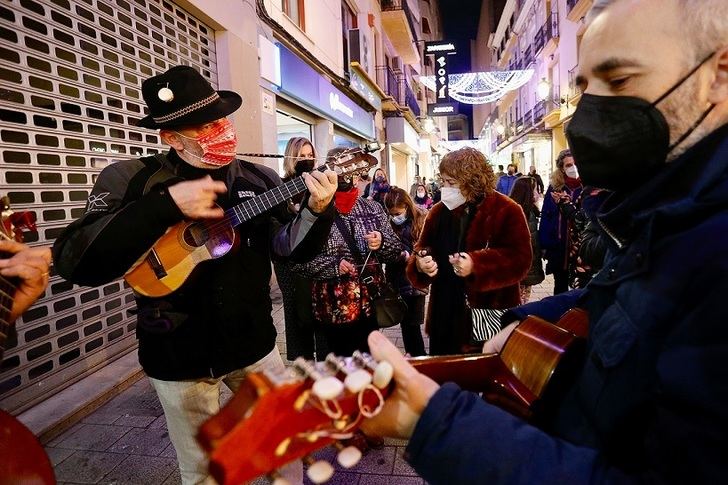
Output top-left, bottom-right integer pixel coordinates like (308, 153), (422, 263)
(312, 376), (344, 401)
(344, 369), (372, 394)
(372, 360), (394, 389)
(271, 477), (292, 485)
(306, 460), (335, 484)
(336, 445), (363, 469)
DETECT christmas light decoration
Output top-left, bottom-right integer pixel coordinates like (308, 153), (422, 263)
(421, 70), (535, 104)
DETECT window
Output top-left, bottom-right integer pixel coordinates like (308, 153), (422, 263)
(341, 2), (357, 71)
(422, 17), (431, 35)
(283, 0), (305, 30)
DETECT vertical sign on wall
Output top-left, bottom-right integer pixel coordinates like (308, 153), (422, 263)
(425, 41), (458, 116)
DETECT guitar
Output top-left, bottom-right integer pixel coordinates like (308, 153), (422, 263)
(197, 309), (589, 485)
(124, 149), (378, 297)
(0, 264), (56, 484)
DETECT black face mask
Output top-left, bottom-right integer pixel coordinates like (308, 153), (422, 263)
(566, 52), (715, 192)
(294, 158), (315, 177)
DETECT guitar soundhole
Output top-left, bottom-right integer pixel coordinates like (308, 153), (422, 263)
(183, 223), (209, 247)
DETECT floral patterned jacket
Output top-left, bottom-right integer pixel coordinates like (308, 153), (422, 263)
(290, 197), (402, 281)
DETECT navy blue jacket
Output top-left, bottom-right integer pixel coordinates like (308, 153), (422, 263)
(496, 174), (519, 195)
(406, 123), (728, 484)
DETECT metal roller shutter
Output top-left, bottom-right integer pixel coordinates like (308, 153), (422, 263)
(0, 0), (218, 413)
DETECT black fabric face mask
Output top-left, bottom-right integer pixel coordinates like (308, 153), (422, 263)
(294, 158), (315, 177)
(566, 52), (715, 192)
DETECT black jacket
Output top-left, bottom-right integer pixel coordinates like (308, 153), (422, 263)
(53, 150), (334, 380)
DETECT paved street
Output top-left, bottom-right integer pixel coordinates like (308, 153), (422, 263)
(43, 276), (554, 485)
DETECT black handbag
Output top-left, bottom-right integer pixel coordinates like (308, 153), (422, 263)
(335, 217), (408, 328)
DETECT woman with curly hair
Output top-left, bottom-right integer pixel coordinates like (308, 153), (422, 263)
(406, 147), (532, 354)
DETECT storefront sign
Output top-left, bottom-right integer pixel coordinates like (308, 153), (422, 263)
(349, 68), (382, 110)
(424, 41), (457, 55)
(277, 45), (375, 139)
(428, 102), (458, 116)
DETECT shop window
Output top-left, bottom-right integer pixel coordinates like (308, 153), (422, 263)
(283, 0), (305, 31)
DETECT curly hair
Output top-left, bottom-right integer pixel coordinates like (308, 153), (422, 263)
(438, 147), (496, 201)
(551, 149), (572, 188)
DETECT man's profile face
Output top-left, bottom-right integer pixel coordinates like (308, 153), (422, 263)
(576, 0), (711, 148)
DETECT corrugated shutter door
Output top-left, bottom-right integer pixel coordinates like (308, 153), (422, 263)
(0, 0), (218, 413)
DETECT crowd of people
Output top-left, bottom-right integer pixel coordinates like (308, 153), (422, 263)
(3, 1), (727, 483)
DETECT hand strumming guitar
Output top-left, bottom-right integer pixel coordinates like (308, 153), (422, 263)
(168, 175), (227, 219)
(0, 240), (51, 322)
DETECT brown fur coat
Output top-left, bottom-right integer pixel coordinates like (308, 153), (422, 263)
(406, 192), (532, 353)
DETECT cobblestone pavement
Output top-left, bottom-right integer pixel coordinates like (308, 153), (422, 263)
(44, 276), (555, 484)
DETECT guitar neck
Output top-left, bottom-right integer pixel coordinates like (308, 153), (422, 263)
(224, 175), (309, 228)
(0, 273), (16, 361)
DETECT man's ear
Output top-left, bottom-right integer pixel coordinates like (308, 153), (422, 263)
(159, 130), (184, 150)
(708, 46), (728, 105)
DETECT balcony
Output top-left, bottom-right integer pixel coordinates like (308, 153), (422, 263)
(534, 13), (559, 56)
(522, 45), (534, 67)
(567, 0), (593, 22)
(380, 0), (421, 65)
(376, 65), (402, 110)
(403, 82), (421, 117)
(567, 64), (582, 105)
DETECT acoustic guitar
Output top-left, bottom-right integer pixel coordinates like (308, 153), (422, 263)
(197, 309), (588, 485)
(0, 263), (56, 484)
(124, 149), (378, 297)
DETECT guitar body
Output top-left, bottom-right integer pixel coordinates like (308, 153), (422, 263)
(125, 219), (235, 297)
(0, 410), (55, 485)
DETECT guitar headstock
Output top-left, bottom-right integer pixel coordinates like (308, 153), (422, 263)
(197, 352), (394, 485)
(322, 146), (379, 180)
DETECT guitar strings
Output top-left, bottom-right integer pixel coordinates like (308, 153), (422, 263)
(192, 147), (371, 239)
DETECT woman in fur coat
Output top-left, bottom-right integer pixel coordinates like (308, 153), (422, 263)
(406, 148), (532, 355)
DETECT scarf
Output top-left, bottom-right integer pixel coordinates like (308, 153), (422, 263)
(334, 187), (359, 214)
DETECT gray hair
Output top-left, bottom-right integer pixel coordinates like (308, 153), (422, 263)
(587, 0), (728, 62)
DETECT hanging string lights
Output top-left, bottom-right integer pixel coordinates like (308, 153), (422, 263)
(420, 70), (535, 104)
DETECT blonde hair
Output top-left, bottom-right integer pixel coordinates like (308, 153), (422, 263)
(438, 147), (496, 201)
(283, 137), (315, 178)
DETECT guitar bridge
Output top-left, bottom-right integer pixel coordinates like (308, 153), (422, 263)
(146, 249), (167, 279)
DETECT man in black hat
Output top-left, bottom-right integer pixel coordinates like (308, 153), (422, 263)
(52, 65), (338, 484)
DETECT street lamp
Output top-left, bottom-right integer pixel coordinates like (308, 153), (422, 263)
(421, 117), (436, 133)
(494, 120), (506, 135)
(537, 78), (551, 101)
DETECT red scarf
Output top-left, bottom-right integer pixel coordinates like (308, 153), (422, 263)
(565, 176), (582, 190)
(334, 188), (359, 214)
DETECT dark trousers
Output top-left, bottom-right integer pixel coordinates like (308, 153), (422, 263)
(320, 317), (378, 357)
(401, 294), (426, 356)
(552, 269), (570, 295)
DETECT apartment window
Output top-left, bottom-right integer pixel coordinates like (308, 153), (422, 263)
(283, 0), (305, 30)
(342, 2), (357, 71)
(422, 17), (431, 35)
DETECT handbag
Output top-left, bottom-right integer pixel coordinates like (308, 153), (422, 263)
(310, 274), (365, 326)
(335, 217), (408, 329)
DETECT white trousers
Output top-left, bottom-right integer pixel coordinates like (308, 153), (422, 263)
(150, 346), (303, 485)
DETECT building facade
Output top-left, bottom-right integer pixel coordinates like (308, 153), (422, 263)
(473, 0), (593, 181)
(0, 0), (445, 414)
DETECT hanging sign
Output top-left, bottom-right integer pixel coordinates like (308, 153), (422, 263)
(425, 41), (457, 116)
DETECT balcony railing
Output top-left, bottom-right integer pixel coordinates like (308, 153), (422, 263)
(376, 65), (402, 103)
(534, 13), (559, 54)
(404, 82), (420, 117)
(380, 0), (419, 42)
(522, 45), (533, 67)
(568, 64), (580, 98)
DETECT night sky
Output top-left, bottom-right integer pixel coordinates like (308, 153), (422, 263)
(436, 0), (484, 138)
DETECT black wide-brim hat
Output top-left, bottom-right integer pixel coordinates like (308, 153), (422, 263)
(137, 65), (242, 129)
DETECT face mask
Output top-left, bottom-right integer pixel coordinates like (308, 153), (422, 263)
(375, 175), (385, 183)
(440, 187), (466, 210)
(391, 214), (408, 225)
(416, 191), (426, 198)
(564, 165), (579, 179)
(566, 52), (715, 192)
(294, 158), (315, 176)
(175, 119), (238, 167)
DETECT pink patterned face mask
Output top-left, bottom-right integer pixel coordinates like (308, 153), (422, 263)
(176, 119), (237, 167)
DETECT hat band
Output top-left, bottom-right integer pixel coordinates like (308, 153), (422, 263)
(152, 92), (221, 124)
